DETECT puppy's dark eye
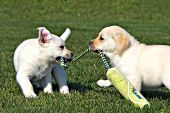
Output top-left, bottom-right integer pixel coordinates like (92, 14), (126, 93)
(59, 45), (64, 49)
(99, 36), (104, 40)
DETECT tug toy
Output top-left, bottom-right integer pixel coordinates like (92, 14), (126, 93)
(70, 48), (150, 109)
(72, 48), (91, 62)
(99, 51), (150, 109)
(60, 48), (91, 69)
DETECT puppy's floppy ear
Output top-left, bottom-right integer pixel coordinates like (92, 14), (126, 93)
(114, 32), (129, 56)
(37, 27), (52, 46)
(60, 28), (71, 41)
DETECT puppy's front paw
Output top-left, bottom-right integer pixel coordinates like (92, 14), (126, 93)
(43, 84), (53, 94)
(59, 86), (69, 94)
(97, 79), (112, 88)
(44, 88), (53, 94)
(24, 92), (37, 98)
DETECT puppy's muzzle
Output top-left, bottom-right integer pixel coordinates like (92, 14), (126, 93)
(89, 40), (99, 53)
(66, 52), (73, 61)
(56, 52), (73, 62)
(89, 40), (95, 49)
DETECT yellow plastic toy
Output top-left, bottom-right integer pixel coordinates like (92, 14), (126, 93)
(99, 51), (150, 109)
(71, 48), (150, 109)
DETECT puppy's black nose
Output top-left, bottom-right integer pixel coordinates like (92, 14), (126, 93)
(89, 41), (93, 45)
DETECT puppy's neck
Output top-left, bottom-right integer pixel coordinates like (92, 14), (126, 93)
(105, 52), (120, 66)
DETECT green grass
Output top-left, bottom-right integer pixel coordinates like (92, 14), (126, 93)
(1, 0), (170, 112)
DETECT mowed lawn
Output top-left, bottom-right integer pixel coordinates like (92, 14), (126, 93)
(1, 0), (170, 112)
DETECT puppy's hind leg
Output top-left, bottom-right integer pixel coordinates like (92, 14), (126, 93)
(52, 65), (69, 94)
(16, 70), (37, 98)
(97, 79), (112, 88)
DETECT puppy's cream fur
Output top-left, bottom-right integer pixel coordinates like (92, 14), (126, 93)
(89, 26), (170, 92)
(14, 27), (72, 97)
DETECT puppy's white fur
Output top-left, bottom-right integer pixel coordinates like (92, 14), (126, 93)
(90, 26), (170, 92)
(14, 27), (72, 97)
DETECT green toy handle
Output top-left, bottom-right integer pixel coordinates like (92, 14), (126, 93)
(72, 48), (91, 62)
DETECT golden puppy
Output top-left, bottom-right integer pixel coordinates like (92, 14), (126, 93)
(89, 26), (170, 92)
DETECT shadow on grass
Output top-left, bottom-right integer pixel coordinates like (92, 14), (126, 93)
(34, 83), (170, 101)
(33, 82), (93, 95)
(33, 86), (43, 95)
(93, 86), (170, 101)
(52, 82), (93, 93)
(141, 89), (170, 101)
(68, 82), (93, 93)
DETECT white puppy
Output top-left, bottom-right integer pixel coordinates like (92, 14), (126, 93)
(13, 27), (73, 97)
(89, 26), (170, 92)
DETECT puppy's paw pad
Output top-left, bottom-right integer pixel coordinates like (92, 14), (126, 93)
(97, 80), (111, 88)
(59, 86), (69, 94)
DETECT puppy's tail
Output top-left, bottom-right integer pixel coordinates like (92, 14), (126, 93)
(60, 28), (71, 41)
